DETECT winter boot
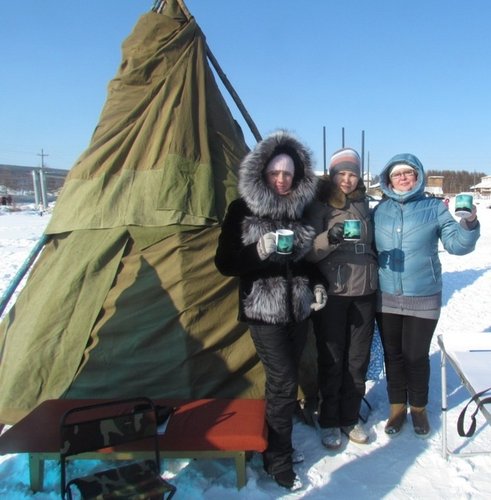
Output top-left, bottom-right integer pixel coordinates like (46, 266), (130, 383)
(341, 421), (369, 444)
(292, 449), (305, 464)
(319, 427), (342, 449)
(273, 469), (303, 491)
(385, 403), (407, 436)
(410, 406), (430, 437)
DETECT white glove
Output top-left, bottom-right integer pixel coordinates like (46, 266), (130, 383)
(460, 204), (478, 230)
(467, 204), (478, 222)
(257, 232), (276, 260)
(310, 285), (328, 311)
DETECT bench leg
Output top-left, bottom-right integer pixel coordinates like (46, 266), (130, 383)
(234, 451), (246, 489)
(29, 453), (44, 492)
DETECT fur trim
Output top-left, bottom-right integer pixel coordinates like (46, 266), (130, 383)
(243, 276), (314, 323)
(238, 130), (318, 219)
(316, 175), (366, 209)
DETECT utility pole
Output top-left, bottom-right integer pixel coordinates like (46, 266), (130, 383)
(37, 149), (49, 210)
(38, 148), (49, 167)
(367, 151), (370, 190)
(323, 126), (327, 175)
(361, 130), (365, 182)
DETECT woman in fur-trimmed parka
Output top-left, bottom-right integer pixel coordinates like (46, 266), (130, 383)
(305, 148), (377, 450)
(215, 130), (327, 491)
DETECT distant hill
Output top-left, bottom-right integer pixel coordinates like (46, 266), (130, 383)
(0, 164), (68, 193)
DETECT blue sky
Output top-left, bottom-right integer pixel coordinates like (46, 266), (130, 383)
(1, 0), (491, 175)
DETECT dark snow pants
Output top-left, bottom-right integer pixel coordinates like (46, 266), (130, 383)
(376, 313), (438, 407)
(312, 294), (376, 428)
(249, 320), (308, 475)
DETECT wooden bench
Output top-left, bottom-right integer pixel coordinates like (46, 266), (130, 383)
(0, 398), (268, 491)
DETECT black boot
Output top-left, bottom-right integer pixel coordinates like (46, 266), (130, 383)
(273, 469), (302, 490)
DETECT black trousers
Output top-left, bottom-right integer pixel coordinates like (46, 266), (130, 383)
(312, 294), (376, 428)
(376, 312), (438, 407)
(249, 320), (308, 475)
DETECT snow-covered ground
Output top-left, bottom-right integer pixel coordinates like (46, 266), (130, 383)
(1, 198), (491, 499)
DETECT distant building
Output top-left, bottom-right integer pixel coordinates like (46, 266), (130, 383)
(470, 175), (491, 197)
(425, 175), (444, 198)
(0, 163), (69, 206)
(367, 182), (382, 198)
(0, 164), (68, 193)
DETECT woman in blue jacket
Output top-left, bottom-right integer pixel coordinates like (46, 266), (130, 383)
(374, 153), (480, 438)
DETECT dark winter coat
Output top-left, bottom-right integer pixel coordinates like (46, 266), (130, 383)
(215, 131), (321, 325)
(305, 175), (378, 296)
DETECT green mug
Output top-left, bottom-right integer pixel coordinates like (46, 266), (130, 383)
(275, 229), (294, 254)
(343, 219), (361, 241)
(455, 193), (473, 218)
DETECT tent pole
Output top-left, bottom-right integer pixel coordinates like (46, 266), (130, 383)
(0, 235), (49, 317)
(152, 0), (166, 14)
(154, 0), (192, 18)
(205, 45), (262, 143)
(153, 0), (261, 142)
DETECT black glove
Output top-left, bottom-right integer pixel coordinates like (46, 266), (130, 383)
(327, 222), (344, 244)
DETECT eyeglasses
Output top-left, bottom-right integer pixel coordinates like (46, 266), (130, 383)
(390, 170), (416, 180)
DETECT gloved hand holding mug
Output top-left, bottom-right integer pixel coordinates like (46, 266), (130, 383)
(467, 204), (478, 222)
(327, 222), (344, 245)
(460, 204), (479, 230)
(257, 232), (276, 260)
(310, 284), (328, 311)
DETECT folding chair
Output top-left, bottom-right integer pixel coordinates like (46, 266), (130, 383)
(60, 396), (176, 499)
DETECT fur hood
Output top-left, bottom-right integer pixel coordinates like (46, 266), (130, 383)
(316, 174), (366, 209)
(238, 130), (318, 219)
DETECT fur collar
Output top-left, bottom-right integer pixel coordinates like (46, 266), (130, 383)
(316, 175), (366, 209)
(238, 130), (318, 220)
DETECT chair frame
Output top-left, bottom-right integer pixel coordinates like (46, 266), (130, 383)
(438, 335), (491, 459)
(59, 396), (175, 499)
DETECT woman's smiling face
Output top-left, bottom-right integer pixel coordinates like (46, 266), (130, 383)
(334, 170), (359, 194)
(389, 166), (417, 192)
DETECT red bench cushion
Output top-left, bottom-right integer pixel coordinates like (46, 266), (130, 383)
(161, 399), (267, 451)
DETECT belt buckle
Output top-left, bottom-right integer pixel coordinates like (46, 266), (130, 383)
(355, 243), (365, 254)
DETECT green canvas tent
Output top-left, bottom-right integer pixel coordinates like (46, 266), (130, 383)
(0, 0), (317, 425)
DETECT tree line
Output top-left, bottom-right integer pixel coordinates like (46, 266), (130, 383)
(426, 170), (486, 194)
(370, 170), (486, 195)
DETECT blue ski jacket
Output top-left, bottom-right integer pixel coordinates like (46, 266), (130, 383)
(374, 153), (480, 297)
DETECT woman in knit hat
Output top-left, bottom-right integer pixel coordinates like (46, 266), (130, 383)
(305, 147), (378, 449)
(215, 130), (327, 491)
(374, 153), (480, 438)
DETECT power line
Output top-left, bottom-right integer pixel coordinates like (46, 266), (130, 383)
(37, 149), (49, 168)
